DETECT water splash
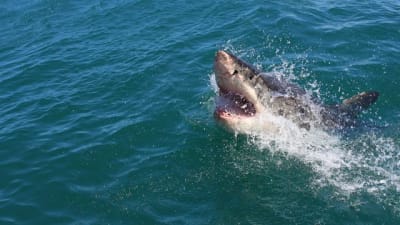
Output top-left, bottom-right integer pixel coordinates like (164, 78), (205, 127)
(209, 45), (400, 213)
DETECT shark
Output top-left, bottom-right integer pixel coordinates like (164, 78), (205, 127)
(213, 50), (379, 134)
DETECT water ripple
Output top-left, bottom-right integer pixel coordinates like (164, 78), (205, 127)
(1, 0), (400, 224)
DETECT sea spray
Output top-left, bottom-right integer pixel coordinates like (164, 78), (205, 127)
(209, 49), (400, 213)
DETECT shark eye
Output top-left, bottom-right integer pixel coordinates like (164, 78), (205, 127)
(232, 70), (238, 75)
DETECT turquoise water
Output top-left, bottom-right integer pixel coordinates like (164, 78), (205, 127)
(1, 0), (400, 224)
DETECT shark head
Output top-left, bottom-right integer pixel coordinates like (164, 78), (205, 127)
(213, 50), (271, 132)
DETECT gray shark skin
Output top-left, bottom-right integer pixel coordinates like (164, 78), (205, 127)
(213, 50), (379, 133)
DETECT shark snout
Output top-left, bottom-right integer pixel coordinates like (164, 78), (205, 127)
(215, 50), (230, 62)
(214, 50), (236, 77)
(215, 50), (233, 69)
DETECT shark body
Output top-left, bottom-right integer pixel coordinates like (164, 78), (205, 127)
(213, 50), (379, 133)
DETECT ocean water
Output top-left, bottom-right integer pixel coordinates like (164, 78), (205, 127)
(1, 0), (400, 224)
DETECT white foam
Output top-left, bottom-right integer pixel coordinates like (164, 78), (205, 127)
(238, 96), (400, 213)
(209, 73), (218, 94)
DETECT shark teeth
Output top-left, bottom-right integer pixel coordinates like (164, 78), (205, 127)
(215, 91), (256, 117)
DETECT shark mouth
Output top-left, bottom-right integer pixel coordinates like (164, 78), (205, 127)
(215, 89), (256, 118)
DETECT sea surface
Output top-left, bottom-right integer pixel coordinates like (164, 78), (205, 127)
(1, 0), (400, 224)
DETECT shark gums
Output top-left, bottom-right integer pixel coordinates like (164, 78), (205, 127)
(213, 50), (379, 134)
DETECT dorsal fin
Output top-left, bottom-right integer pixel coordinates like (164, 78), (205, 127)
(339, 91), (379, 117)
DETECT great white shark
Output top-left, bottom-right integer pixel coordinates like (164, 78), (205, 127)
(213, 50), (379, 134)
